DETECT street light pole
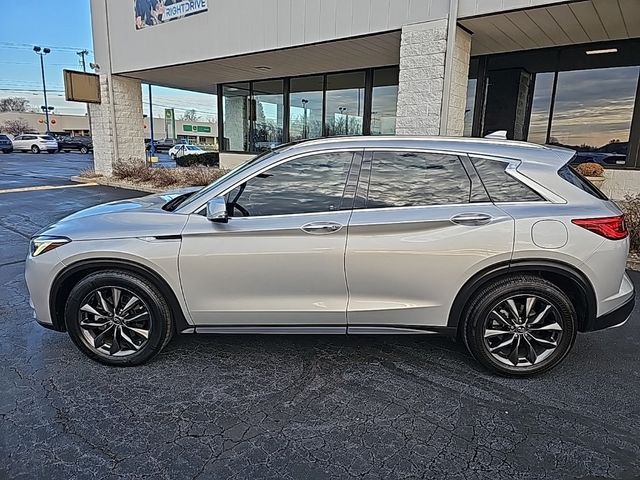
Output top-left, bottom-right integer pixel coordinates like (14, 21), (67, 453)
(77, 49), (92, 136)
(33, 46), (51, 133)
(148, 84), (156, 156)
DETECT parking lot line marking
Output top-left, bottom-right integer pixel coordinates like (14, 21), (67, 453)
(0, 183), (98, 194)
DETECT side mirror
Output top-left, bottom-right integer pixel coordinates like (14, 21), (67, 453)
(206, 196), (228, 223)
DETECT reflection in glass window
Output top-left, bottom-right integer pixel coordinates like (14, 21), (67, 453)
(252, 80), (284, 152)
(527, 72), (554, 144)
(464, 78), (477, 136)
(471, 158), (542, 202)
(290, 76), (324, 141)
(366, 152), (470, 208)
(371, 68), (399, 135)
(225, 152), (354, 217)
(222, 83), (250, 151)
(549, 66), (639, 162)
(325, 72), (365, 136)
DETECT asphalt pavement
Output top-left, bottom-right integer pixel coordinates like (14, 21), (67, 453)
(1, 151), (639, 479)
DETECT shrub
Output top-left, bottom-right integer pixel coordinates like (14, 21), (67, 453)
(112, 160), (225, 189)
(620, 195), (640, 254)
(175, 152), (219, 167)
(574, 162), (604, 177)
(78, 167), (103, 179)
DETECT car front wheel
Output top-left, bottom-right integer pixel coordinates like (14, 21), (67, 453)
(463, 275), (577, 377)
(64, 270), (174, 366)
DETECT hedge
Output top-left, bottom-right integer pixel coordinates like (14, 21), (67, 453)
(175, 152), (219, 167)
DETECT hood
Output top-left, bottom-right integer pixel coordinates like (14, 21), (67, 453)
(36, 187), (201, 241)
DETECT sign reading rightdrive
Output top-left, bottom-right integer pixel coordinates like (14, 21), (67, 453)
(135, 0), (208, 30)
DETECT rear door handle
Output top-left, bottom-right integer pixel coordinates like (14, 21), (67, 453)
(301, 221), (343, 234)
(450, 213), (493, 226)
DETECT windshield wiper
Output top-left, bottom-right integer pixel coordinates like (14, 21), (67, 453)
(162, 191), (196, 212)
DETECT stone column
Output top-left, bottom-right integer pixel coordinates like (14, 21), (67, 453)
(445, 27), (472, 136)
(89, 74), (146, 175)
(396, 20), (472, 137)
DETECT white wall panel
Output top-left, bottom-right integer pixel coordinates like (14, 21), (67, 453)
(96, 0), (452, 74)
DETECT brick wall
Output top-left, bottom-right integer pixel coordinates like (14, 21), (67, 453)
(445, 27), (472, 136)
(396, 19), (448, 136)
(89, 74), (146, 175)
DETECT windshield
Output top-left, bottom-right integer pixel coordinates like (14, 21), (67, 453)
(187, 145), (201, 151)
(180, 148), (285, 209)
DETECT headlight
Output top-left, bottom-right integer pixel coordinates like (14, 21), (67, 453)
(30, 236), (71, 257)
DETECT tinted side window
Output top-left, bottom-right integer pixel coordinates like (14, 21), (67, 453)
(471, 157), (543, 202)
(226, 152), (353, 217)
(365, 151), (470, 208)
(558, 163), (608, 200)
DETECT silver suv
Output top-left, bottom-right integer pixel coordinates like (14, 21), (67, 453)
(26, 137), (634, 376)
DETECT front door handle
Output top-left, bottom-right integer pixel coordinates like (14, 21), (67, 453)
(450, 213), (493, 226)
(301, 221), (343, 235)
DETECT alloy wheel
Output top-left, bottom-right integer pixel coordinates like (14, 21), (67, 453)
(482, 294), (563, 368)
(78, 286), (151, 357)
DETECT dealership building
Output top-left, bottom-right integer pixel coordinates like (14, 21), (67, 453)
(89, 0), (640, 196)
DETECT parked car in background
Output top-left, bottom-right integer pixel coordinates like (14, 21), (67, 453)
(168, 143), (207, 159)
(12, 134), (58, 154)
(0, 134), (13, 153)
(26, 137), (633, 376)
(57, 136), (93, 154)
(145, 138), (175, 152)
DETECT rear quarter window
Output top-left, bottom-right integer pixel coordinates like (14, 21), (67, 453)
(558, 164), (608, 200)
(471, 157), (543, 202)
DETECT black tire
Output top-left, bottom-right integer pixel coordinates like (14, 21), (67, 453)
(79, 146), (89, 154)
(64, 270), (174, 366)
(2, 149), (12, 154)
(47, 149), (57, 154)
(463, 275), (577, 377)
(31, 145), (40, 154)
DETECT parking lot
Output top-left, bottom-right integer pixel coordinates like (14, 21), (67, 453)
(1, 151), (640, 479)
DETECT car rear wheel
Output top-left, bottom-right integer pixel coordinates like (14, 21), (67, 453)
(65, 270), (174, 366)
(463, 275), (577, 377)
(31, 145), (40, 154)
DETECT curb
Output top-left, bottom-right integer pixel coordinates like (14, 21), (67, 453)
(70, 176), (162, 194)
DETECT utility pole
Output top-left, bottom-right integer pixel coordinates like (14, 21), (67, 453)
(77, 49), (92, 137)
(148, 84), (156, 156)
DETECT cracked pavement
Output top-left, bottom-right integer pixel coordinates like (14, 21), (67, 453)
(1, 152), (640, 479)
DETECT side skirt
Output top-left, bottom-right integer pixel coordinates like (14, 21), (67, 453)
(189, 325), (457, 336)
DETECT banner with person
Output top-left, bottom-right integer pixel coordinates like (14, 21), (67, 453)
(134, 0), (208, 30)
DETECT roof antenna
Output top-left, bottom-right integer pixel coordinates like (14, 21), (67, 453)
(484, 130), (508, 139)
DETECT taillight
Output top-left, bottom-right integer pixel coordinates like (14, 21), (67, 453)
(571, 215), (628, 240)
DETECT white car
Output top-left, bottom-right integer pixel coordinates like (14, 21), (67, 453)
(168, 144), (207, 159)
(12, 134), (58, 154)
(26, 137), (634, 375)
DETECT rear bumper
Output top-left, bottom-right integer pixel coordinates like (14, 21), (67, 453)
(583, 284), (635, 332)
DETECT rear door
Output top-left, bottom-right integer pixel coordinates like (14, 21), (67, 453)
(345, 149), (515, 331)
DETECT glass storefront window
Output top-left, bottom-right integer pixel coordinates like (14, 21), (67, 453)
(290, 76), (324, 141)
(325, 72), (365, 136)
(463, 78), (477, 136)
(549, 66), (639, 165)
(222, 83), (250, 151)
(527, 72), (554, 144)
(371, 67), (399, 135)
(251, 80), (284, 152)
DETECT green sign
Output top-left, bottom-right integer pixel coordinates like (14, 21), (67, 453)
(165, 108), (176, 140)
(182, 124), (211, 133)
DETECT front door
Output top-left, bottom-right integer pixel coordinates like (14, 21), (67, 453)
(345, 150), (514, 330)
(179, 150), (361, 329)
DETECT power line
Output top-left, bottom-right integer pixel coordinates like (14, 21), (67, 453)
(0, 42), (93, 53)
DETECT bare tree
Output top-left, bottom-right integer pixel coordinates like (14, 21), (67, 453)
(0, 97), (32, 112)
(0, 118), (33, 136)
(181, 109), (200, 122)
